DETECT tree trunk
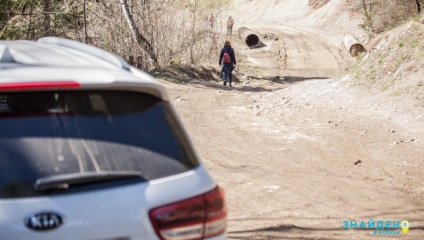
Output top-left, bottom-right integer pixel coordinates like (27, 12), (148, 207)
(120, 0), (158, 66)
(83, 0), (88, 43)
(415, 0), (421, 13)
(26, 0), (35, 39)
(42, 0), (51, 36)
(190, 0), (197, 64)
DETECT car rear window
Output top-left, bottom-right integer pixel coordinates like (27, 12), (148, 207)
(0, 91), (199, 198)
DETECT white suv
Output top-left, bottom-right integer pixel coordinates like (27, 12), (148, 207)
(0, 37), (227, 240)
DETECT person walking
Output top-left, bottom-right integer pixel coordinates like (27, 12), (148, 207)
(227, 16), (234, 36)
(219, 40), (237, 87)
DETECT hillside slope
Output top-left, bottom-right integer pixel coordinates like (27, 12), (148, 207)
(350, 21), (424, 105)
(226, 0), (423, 110)
(229, 0), (365, 45)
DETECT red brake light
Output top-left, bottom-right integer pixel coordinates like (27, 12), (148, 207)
(204, 187), (227, 238)
(0, 81), (80, 91)
(149, 186), (227, 240)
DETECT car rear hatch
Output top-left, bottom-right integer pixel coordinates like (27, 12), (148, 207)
(0, 88), (220, 239)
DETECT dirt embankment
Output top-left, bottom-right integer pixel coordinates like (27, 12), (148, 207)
(352, 21), (424, 105)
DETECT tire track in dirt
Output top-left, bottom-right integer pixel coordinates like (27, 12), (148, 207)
(237, 26), (351, 80)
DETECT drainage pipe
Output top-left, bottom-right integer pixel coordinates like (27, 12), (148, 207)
(238, 27), (260, 48)
(343, 34), (366, 57)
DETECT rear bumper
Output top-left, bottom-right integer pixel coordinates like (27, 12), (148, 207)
(0, 166), (217, 240)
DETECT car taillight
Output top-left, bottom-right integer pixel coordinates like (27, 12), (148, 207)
(149, 186), (227, 240)
(0, 81), (80, 90)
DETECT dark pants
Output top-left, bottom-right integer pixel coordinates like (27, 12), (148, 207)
(222, 63), (233, 84)
(227, 26), (233, 36)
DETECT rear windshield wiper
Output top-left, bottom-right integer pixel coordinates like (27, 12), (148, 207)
(34, 171), (144, 191)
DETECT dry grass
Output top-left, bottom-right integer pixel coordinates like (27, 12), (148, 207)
(365, 0), (423, 34)
(348, 19), (424, 103)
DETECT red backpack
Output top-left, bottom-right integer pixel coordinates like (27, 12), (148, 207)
(223, 51), (231, 63)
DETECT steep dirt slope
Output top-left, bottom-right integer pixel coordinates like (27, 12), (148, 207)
(233, 25), (352, 81)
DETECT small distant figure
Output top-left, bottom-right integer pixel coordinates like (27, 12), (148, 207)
(227, 16), (234, 36)
(209, 14), (215, 31)
(219, 40), (237, 87)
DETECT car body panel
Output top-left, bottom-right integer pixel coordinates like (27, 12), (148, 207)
(0, 67), (169, 101)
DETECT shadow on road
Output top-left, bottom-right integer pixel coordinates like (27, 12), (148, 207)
(246, 75), (329, 83)
(187, 75), (330, 93)
(251, 41), (267, 49)
(150, 65), (333, 93)
(227, 223), (424, 239)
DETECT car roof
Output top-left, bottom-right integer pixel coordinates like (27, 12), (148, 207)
(0, 37), (168, 101)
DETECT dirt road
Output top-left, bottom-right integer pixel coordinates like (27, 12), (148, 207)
(164, 26), (424, 239)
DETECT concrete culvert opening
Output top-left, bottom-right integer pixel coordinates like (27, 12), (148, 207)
(350, 43), (366, 57)
(343, 34), (366, 57)
(238, 27), (261, 48)
(246, 34), (260, 48)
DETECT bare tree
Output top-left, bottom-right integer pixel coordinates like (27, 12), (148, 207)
(26, 0), (36, 39)
(42, 0), (51, 36)
(83, 0), (88, 43)
(190, 0), (198, 64)
(120, 0), (158, 66)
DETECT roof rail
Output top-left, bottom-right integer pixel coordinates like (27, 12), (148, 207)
(37, 37), (130, 71)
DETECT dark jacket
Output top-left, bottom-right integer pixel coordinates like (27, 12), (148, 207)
(219, 46), (236, 65)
